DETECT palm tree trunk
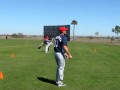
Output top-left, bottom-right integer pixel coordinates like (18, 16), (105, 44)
(73, 25), (75, 41)
(118, 34), (120, 44)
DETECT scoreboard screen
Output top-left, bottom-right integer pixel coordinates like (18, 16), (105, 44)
(44, 25), (70, 41)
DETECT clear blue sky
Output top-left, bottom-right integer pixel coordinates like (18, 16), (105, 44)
(0, 0), (120, 36)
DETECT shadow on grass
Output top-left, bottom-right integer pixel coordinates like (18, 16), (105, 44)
(37, 77), (57, 86)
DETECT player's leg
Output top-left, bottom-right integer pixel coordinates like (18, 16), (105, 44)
(45, 43), (51, 53)
(54, 52), (66, 87)
(45, 44), (49, 53)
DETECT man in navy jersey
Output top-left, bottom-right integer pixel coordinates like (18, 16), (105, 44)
(54, 26), (72, 87)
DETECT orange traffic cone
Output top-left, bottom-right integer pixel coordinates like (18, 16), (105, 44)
(0, 72), (3, 79)
(11, 53), (15, 58)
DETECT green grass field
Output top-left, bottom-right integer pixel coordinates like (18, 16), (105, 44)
(0, 39), (120, 90)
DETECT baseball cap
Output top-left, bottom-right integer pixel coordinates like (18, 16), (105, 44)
(59, 26), (68, 32)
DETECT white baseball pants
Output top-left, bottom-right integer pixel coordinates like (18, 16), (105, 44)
(54, 52), (65, 84)
(45, 42), (52, 53)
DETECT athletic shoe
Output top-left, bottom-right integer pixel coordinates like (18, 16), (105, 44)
(58, 83), (66, 87)
(56, 82), (66, 87)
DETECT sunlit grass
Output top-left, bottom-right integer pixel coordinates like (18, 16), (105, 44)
(0, 39), (120, 90)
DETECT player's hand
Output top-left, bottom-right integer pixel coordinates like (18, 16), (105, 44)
(64, 53), (69, 59)
(69, 54), (72, 59)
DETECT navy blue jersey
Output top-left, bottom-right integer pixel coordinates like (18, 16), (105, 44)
(54, 34), (67, 54)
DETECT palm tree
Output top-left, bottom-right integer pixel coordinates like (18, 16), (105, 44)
(112, 25), (120, 38)
(112, 25), (120, 43)
(71, 20), (78, 41)
(95, 32), (99, 39)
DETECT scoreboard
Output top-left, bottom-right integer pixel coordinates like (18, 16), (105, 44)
(44, 25), (70, 41)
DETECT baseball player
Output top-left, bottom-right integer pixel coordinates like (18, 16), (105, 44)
(37, 35), (52, 53)
(54, 26), (72, 87)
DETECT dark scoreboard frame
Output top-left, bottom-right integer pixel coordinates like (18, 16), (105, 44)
(44, 25), (70, 41)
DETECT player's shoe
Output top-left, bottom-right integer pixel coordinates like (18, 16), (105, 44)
(58, 83), (66, 87)
(56, 81), (66, 87)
